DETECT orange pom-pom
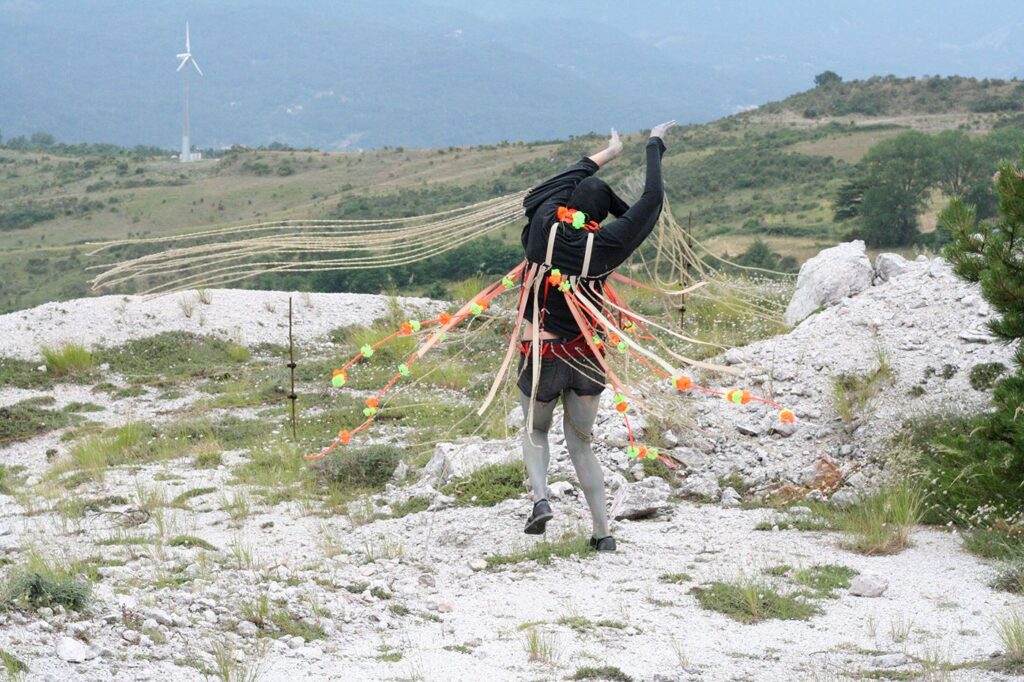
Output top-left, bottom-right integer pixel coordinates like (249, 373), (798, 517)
(673, 375), (693, 391)
(615, 401), (628, 413)
(338, 429), (352, 445)
(779, 409), (795, 424)
(439, 312), (452, 325)
(556, 206), (571, 222)
(400, 322), (412, 335)
(366, 397), (379, 409)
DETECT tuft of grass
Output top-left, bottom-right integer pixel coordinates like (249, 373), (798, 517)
(57, 422), (162, 475)
(40, 342), (94, 376)
(963, 529), (1024, 560)
(570, 666), (633, 682)
(690, 579), (820, 623)
(210, 641), (268, 682)
(486, 530), (592, 568)
(168, 535), (218, 551)
(0, 551), (92, 611)
(792, 564), (858, 598)
(522, 627), (559, 665)
(836, 481), (924, 555)
(831, 354), (892, 423)
(390, 496), (431, 518)
(993, 560), (1024, 595)
(311, 445), (403, 492)
(222, 490), (252, 521)
(659, 572), (693, 584)
(172, 487), (218, 506)
(0, 648), (29, 679)
(443, 461), (526, 507)
(996, 611), (1024, 664)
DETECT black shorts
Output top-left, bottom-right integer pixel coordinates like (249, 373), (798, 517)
(517, 353), (606, 403)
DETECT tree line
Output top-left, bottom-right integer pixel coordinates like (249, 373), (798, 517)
(833, 127), (1024, 247)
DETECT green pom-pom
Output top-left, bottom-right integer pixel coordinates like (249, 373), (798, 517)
(592, 335), (602, 346)
(646, 447), (660, 460)
(398, 363), (410, 376)
(616, 340), (628, 353)
(501, 277), (514, 289)
(361, 344), (374, 358)
(363, 407), (377, 417)
(558, 281), (571, 292)
(470, 304), (483, 315)
(331, 374), (346, 388)
(613, 393), (625, 404)
(409, 320), (421, 332)
(626, 445), (639, 458)
(572, 211), (586, 228)
(438, 332), (448, 342)
(550, 268), (561, 277)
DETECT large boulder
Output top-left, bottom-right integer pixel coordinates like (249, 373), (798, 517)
(609, 476), (672, 520)
(873, 252), (914, 283)
(422, 438), (517, 486)
(784, 241), (874, 326)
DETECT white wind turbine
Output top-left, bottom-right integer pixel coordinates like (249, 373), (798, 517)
(176, 22), (203, 162)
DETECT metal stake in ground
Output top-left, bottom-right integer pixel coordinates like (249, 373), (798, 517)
(288, 296), (298, 440)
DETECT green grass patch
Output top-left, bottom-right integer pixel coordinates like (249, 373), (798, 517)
(690, 579), (820, 623)
(754, 515), (833, 531)
(0, 551), (92, 611)
(168, 535), (218, 551)
(97, 331), (251, 381)
(0, 398), (81, 443)
(571, 666), (633, 682)
(658, 572), (693, 584)
(969, 362), (1006, 391)
(391, 495), (431, 518)
(0, 355), (58, 389)
(993, 561), (1024, 594)
(311, 445), (403, 492)
(41, 342), (94, 376)
(486, 530), (592, 568)
(55, 422), (163, 475)
(172, 487), (218, 506)
(443, 461), (525, 507)
(792, 564), (858, 598)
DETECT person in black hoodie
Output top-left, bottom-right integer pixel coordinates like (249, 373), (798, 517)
(517, 121), (675, 551)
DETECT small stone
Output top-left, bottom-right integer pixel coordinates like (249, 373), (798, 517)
(287, 636), (304, 650)
(121, 629), (141, 644)
(830, 489), (860, 509)
(547, 480), (574, 500)
(736, 422), (763, 437)
(436, 601), (454, 613)
(468, 559), (487, 572)
(56, 636), (99, 663)
(418, 574), (435, 588)
(391, 461), (409, 482)
(787, 506), (812, 517)
(720, 487), (741, 508)
(869, 653), (909, 668)
(38, 607), (54, 618)
(849, 574), (888, 598)
(237, 620), (259, 637)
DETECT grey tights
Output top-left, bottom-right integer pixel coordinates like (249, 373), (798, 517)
(520, 391), (609, 539)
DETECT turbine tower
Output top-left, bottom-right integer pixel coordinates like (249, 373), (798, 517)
(176, 22), (203, 162)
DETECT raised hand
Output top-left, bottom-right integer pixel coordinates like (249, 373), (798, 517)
(607, 128), (623, 157)
(650, 119), (677, 140)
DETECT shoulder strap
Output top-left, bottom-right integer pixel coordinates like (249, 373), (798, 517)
(581, 232), (595, 279)
(544, 222), (559, 266)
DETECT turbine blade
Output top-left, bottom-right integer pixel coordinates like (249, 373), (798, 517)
(186, 22), (190, 52)
(191, 58), (203, 76)
(176, 57), (188, 72)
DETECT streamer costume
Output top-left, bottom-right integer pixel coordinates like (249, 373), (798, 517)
(89, 131), (797, 548)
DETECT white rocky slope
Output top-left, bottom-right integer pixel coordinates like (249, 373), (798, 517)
(0, 250), (1021, 681)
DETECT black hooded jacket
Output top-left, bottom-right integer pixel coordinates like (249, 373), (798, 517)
(520, 137), (667, 338)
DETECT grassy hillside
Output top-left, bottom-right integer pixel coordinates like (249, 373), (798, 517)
(1, 75), (1022, 313)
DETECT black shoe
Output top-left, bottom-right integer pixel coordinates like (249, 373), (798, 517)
(524, 499), (553, 535)
(589, 535), (616, 552)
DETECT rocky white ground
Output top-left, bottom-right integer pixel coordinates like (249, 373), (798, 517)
(0, 248), (1022, 681)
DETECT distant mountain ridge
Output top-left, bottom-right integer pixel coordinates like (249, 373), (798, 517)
(0, 0), (1022, 150)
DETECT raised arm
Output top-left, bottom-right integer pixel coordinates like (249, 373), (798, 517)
(593, 120), (676, 269)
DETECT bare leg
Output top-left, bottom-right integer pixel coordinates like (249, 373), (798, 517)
(520, 393), (557, 502)
(562, 390), (608, 538)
